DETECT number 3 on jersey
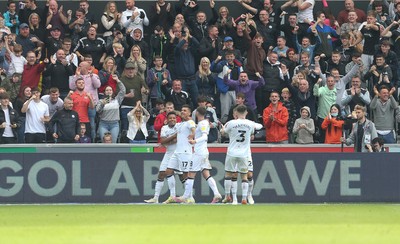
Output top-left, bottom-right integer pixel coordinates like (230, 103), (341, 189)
(236, 130), (246, 142)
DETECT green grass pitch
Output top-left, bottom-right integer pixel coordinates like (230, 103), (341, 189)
(0, 204), (399, 244)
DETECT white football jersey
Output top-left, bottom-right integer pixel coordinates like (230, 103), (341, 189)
(224, 119), (261, 157)
(175, 119), (196, 154)
(194, 119), (210, 155)
(160, 124), (178, 153)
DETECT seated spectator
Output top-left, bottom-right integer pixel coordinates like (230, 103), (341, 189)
(102, 131), (113, 143)
(366, 137), (386, 152)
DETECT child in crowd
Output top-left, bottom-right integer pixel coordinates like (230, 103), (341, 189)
(3, 1), (20, 34)
(293, 106), (315, 144)
(5, 40), (26, 77)
(78, 123), (91, 143)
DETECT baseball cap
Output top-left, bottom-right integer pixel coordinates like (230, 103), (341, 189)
(19, 23), (29, 29)
(224, 36), (233, 42)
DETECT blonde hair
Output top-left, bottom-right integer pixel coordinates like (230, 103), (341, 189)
(28, 13), (41, 29)
(198, 57), (211, 78)
(104, 1), (118, 17)
(129, 45), (143, 60)
(112, 42), (123, 49)
(102, 56), (116, 71)
(219, 6), (229, 16)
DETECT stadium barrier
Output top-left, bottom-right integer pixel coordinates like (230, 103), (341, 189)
(1, 144), (400, 203)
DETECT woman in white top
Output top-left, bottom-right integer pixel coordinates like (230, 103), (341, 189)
(101, 1), (121, 37)
(127, 100), (149, 144)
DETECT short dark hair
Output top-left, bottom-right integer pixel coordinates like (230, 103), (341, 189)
(196, 106), (207, 116)
(372, 137), (384, 146)
(234, 104), (247, 114)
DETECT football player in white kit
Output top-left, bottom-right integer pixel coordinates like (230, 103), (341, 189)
(163, 105), (196, 204)
(220, 105), (263, 205)
(145, 111), (178, 203)
(175, 107), (222, 204)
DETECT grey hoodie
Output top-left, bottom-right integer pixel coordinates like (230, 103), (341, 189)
(293, 106), (315, 144)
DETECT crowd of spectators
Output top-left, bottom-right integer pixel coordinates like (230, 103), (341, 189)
(1, 0), (400, 146)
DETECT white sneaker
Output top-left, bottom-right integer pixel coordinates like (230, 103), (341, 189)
(144, 197), (158, 203)
(248, 195), (255, 205)
(211, 194), (222, 204)
(232, 199), (238, 205)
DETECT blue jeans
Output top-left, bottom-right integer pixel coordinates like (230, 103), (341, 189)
(88, 108), (96, 142)
(98, 120), (120, 143)
(120, 107), (132, 132)
(181, 78), (198, 108)
(129, 139), (147, 144)
(378, 131), (396, 144)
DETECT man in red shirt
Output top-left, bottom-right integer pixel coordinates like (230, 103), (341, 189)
(68, 77), (94, 137)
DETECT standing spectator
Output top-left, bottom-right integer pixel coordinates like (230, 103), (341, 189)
(321, 104), (345, 144)
(49, 96), (80, 143)
(127, 100), (150, 143)
(41, 87), (63, 118)
(227, 92), (257, 122)
(185, 1), (218, 42)
(127, 45), (147, 80)
(293, 106), (315, 144)
(78, 0), (97, 29)
(21, 87), (50, 143)
(46, 0), (68, 36)
(68, 8), (91, 48)
(74, 26), (106, 70)
(4, 1), (20, 34)
(341, 104), (378, 152)
(0, 92), (19, 144)
(28, 13), (46, 44)
(224, 71), (265, 115)
(281, 87), (298, 143)
(260, 51), (284, 111)
(364, 53), (393, 94)
(370, 85), (398, 143)
(4, 40), (26, 77)
(119, 61), (148, 132)
(281, 0), (315, 38)
(120, 0), (149, 35)
(161, 79), (191, 111)
(68, 77), (94, 138)
(341, 75), (371, 116)
(215, 6), (234, 38)
(147, 56), (171, 107)
(256, 10), (278, 52)
(21, 51), (46, 92)
(354, 11), (382, 72)
(195, 57), (217, 102)
(98, 56), (119, 99)
(44, 25), (63, 59)
(199, 25), (223, 62)
(245, 33), (266, 79)
(281, 13), (299, 49)
(101, 1), (121, 38)
(263, 91), (289, 144)
(96, 76), (126, 143)
(0, 73), (22, 102)
(16, 23), (43, 57)
(69, 61), (101, 141)
(174, 33), (199, 108)
(127, 28), (150, 62)
(18, 0), (45, 27)
(148, 0), (174, 31)
(149, 25), (168, 62)
(337, 0), (367, 25)
(13, 86), (31, 143)
(45, 49), (74, 99)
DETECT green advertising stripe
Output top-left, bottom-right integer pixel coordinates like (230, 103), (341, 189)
(0, 147), (37, 153)
(130, 147), (153, 153)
